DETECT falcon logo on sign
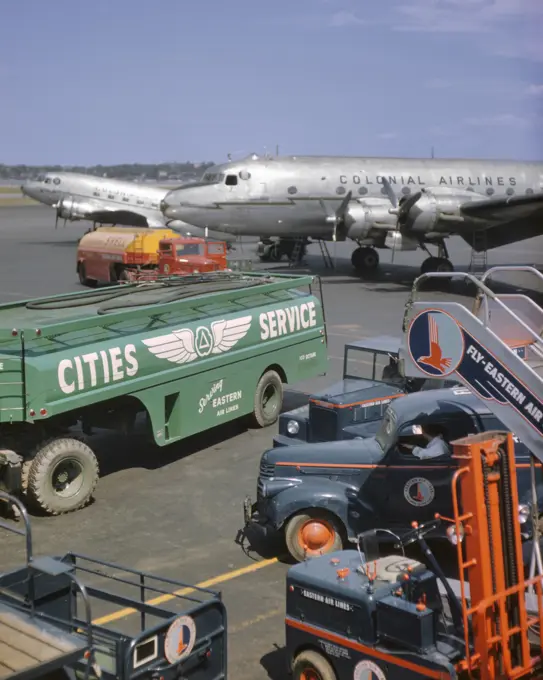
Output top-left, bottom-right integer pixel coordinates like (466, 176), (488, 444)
(404, 477), (435, 507)
(353, 659), (387, 680)
(164, 615), (196, 664)
(143, 315), (252, 365)
(407, 309), (464, 377)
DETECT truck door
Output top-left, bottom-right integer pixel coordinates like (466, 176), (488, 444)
(158, 242), (176, 274)
(377, 414), (480, 529)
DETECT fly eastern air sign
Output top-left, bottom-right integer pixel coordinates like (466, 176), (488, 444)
(407, 309), (543, 438)
(57, 301), (318, 394)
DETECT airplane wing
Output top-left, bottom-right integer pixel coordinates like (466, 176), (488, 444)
(460, 192), (543, 222)
(456, 193), (543, 250)
(84, 208), (152, 227)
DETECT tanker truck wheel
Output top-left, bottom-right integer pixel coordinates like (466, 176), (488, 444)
(25, 437), (99, 516)
(251, 370), (283, 428)
(77, 262), (89, 286)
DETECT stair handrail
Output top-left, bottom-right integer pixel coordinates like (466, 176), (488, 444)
(480, 265), (543, 288)
(402, 272), (543, 366)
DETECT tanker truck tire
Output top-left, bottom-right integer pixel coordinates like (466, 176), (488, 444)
(78, 263), (89, 286)
(251, 370), (283, 428)
(26, 437), (99, 516)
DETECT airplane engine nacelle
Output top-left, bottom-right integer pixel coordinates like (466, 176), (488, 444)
(57, 196), (94, 220)
(344, 198), (397, 240)
(403, 186), (485, 233)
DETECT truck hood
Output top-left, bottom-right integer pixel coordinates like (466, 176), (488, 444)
(263, 436), (385, 467)
(310, 378), (404, 407)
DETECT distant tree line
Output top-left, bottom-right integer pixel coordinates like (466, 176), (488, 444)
(0, 162), (215, 181)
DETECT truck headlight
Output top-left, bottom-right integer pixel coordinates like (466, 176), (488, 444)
(287, 420), (300, 435)
(518, 504), (530, 524)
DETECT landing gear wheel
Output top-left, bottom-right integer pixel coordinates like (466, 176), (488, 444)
(117, 268), (130, 283)
(420, 256), (454, 275)
(251, 370), (284, 428)
(292, 650), (337, 680)
(351, 247), (379, 272)
(269, 244), (282, 262)
(285, 511), (344, 562)
(26, 437), (99, 516)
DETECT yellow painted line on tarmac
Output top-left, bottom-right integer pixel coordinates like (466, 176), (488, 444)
(230, 607), (283, 634)
(92, 557), (278, 626)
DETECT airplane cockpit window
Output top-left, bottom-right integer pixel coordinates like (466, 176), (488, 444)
(202, 173), (224, 184)
(37, 174), (45, 182)
(44, 178), (52, 184)
(225, 174), (238, 186)
(239, 170), (251, 180)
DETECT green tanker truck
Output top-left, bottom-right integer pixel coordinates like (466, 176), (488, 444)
(0, 272), (327, 517)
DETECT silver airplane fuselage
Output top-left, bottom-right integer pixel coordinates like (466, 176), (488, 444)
(21, 172), (236, 243)
(162, 154), (543, 236)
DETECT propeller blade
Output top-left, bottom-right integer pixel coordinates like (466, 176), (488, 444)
(381, 177), (397, 209)
(332, 190), (353, 241)
(398, 191), (422, 220)
(55, 209), (59, 230)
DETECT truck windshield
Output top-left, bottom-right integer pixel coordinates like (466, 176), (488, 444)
(375, 406), (398, 451)
(344, 347), (397, 383)
(176, 244), (202, 256)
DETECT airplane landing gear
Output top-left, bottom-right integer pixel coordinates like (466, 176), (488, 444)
(258, 238), (307, 263)
(351, 246), (379, 273)
(420, 241), (454, 275)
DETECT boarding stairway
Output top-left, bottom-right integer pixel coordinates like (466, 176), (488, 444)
(400, 266), (543, 462)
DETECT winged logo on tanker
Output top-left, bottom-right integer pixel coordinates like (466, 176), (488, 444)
(142, 315), (253, 364)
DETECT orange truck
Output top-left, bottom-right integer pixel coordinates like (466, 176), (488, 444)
(76, 227), (229, 286)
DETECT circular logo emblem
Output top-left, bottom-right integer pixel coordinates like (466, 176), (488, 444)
(354, 659), (387, 680)
(164, 615), (196, 664)
(407, 309), (464, 377)
(163, 263), (170, 274)
(404, 477), (435, 507)
(195, 326), (213, 357)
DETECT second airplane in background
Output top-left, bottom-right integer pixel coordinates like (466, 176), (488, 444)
(21, 172), (236, 244)
(161, 154), (543, 274)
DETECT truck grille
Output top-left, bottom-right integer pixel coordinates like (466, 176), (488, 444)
(259, 461), (275, 479)
(310, 406), (338, 442)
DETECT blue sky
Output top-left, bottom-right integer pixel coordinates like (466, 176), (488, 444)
(1, 0), (542, 164)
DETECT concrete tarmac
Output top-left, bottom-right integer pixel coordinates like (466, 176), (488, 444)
(0, 205), (542, 678)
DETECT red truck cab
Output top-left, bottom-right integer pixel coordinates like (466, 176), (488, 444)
(157, 237), (227, 275)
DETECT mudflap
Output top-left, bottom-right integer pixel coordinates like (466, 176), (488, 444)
(0, 450), (23, 494)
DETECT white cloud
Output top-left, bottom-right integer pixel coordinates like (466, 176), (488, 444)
(526, 84), (543, 96)
(463, 113), (532, 127)
(390, 0), (543, 60)
(330, 10), (367, 27)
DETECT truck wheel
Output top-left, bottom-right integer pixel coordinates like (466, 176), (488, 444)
(251, 370), (283, 428)
(285, 511), (344, 562)
(26, 437), (99, 516)
(292, 650), (336, 680)
(78, 262), (89, 286)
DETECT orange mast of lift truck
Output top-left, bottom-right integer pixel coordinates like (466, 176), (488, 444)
(447, 430), (543, 678)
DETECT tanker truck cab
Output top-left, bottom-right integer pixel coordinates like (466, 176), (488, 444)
(244, 386), (536, 563)
(274, 335), (458, 447)
(157, 237), (227, 275)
